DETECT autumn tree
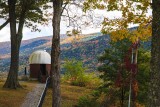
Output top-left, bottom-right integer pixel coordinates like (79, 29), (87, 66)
(66, 29), (81, 39)
(83, 0), (158, 106)
(78, 41), (150, 107)
(98, 39), (132, 106)
(66, 29), (82, 48)
(0, 0), (50, 88)
(83, 0), (151, 42)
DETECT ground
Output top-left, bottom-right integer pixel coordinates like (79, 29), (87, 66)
(21, 83), (45, 107)
(43, 83), (92, 107)
(0, 81), (36, 107)
(0, 81), (92, 107)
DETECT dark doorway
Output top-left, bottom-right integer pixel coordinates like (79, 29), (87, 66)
(40, 64), (46, 75)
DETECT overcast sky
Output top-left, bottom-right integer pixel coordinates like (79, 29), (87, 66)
(0, 9), (121, 42)
(0, 8), (151, 42)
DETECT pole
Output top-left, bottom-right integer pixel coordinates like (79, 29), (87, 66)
(128, 48), (134, 107)
(128, 80), (132, 107)
(24, 67), (27, 75)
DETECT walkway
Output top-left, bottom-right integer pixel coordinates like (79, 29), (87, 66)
(21, 83), (45, 107)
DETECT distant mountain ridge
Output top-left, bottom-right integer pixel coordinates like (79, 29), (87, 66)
(0, 32), (109, 73)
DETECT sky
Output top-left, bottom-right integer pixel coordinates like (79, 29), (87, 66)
(0, 19), (102, 42)
(0, 6), (152, 42)
(0, 10), (121, 42)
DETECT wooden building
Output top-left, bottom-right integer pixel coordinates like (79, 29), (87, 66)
(29, 50), (51, 83)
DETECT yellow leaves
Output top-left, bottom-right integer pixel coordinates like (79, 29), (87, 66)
(83, 0), (152, 43)
(83, 0), (106, 12)
(136, 24), (152, 41)
(102, 15), (152, 43)
(107, 0), (119, 11)
(110, 29), (129, 42)
(127, 12), (134, 22)
(109, 25), (152, 43)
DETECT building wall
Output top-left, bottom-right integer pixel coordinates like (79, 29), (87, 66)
(46, 64), (51, 75)
(30, 64), (40, 78)
(30, 64), (51, 79)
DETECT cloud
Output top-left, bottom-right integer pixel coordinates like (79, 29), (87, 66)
(0, 21), (72, 42)
(23, 25), (52, 40)
(0, 8), (152, 42)
(0, 7), (120, 42)
(0, 26), (10, 42)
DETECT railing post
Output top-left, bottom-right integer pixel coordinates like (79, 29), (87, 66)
(37, 76), (51, 107)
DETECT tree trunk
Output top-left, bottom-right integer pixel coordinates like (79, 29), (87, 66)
(17, 4), (26, 50)
(149, 0), (160, 106)
(3, 0), (26, 89)
(132, 47), (138, 107)
(3, 0), (21, 89)
(3, 40), (21, 88)
(120, 87), (124, 107)
(51, 0), (62, 107)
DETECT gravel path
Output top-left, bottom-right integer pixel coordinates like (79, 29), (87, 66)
(21, 83), (45, 107)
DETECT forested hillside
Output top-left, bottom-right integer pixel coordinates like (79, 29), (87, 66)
(0, 33), (110, 73)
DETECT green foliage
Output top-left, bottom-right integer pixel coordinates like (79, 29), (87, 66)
(0, 0), (51, 31)
(77, 39), (150, 106)
(97, 39), (131, 106)
(63, 59), (86, 80)
(100, 43), (150, 106)
(98, 39), (131, 86)
(63, 59), (88, 87)
(77, 95), (100, 107)
(71, 74), (89, 87)
(72, 73), (102, 88)
(136, 48), (150, 104)
(63, 59), (102, 87)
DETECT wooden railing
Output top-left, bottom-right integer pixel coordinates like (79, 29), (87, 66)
(37, 76), (51, 107)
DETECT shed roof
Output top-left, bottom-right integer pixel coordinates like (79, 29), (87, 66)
(29, 50), (51, 64)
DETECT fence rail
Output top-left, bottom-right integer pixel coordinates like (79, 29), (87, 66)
(37, 76), (51, 107)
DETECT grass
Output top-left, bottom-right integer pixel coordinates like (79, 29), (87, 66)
(43, 83), (93, 107)
(0, 81), (37, 107)
(0, 80), (93, 107)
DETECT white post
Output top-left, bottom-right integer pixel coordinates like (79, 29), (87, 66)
(128, 81), (132, 107)
(128, 48), (134, 107)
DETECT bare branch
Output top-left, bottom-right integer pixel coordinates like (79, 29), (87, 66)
(0, 19), (9, 30)
(61, 1), (69, 15)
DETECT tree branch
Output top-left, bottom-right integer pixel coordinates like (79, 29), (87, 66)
(0, 19), (9, 30)
(61, 1), (69, 15)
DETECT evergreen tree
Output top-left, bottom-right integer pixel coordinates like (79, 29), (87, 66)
(97, 40), (150, 106)
(98, 39), (131, 106)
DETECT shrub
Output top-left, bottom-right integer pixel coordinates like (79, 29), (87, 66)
(84, 73), (102, 89)
(71, 74), (90, 87)
(77, 95), (100, 107)
(63, 59), (102, 88)
(63, 59), (88, 86)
